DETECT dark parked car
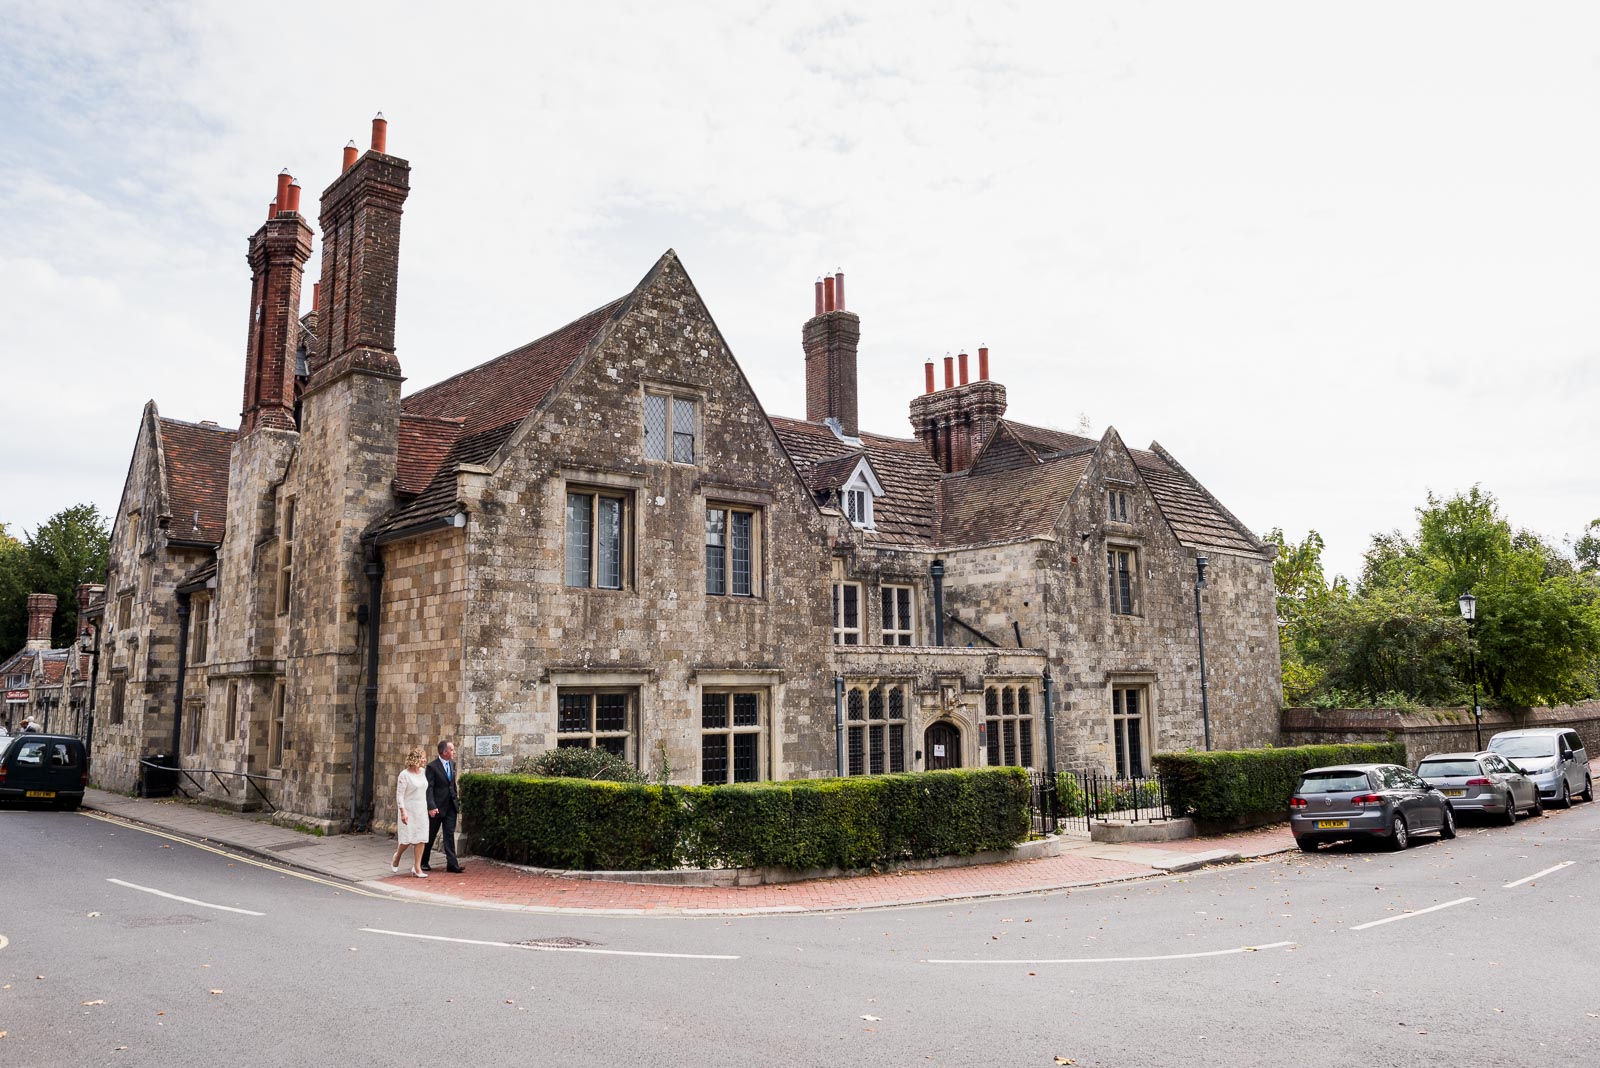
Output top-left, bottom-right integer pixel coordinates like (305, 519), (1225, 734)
(1416, 751), (1541, 824)
(0, 733), (89, 810)
(1290, 763), (1456, 852)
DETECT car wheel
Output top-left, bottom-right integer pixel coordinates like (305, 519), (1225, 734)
(1297, 838), (1319, 853)
(1502, 794), (1518, 826)
(1440, 805), (1457, 840)
(57, 797), (80, 812)
(1387, 813), (1410, 851)
(1559, 782), (1572, 809)
(1530, 793), (1544, 817)
(1582, 775), (1595, 803)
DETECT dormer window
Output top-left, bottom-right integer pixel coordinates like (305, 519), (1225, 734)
(839, 459), (883, 531)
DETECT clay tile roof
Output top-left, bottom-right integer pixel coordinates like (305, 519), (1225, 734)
(158, 418), (238, 546)
(771, 418), (942, 546)
(40, 656), (66, 684)
(395, 413), (465, 497)
(0, 650), (33, 678)
(938, 453), (1090, 546)
(1131, 448), (1260, 553)
(376, 297), (628, 536)
(1005, 421), (1098, 457)
(803, 451), (868, 494)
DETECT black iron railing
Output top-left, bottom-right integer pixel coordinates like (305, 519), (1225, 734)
(1029, 768), (1171, 835)
(137, 758), (281, 812)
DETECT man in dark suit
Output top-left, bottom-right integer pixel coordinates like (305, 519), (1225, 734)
(422, 739), (465, 873)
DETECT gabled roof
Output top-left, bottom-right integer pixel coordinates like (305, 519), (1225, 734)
(939, 453), (1091, 546)
(771, 419), (942, 547)
(157, 418), (237, 546)
(0, 649), (34, 679)
(375, 296), (629, 536)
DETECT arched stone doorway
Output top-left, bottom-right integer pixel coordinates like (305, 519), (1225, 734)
(924, 721), (962, 770)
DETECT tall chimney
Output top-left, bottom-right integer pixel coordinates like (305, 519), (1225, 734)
(371, 112), (387, 153)
(802, 270), (861, 436)
(942, 354), (954, 389)
(923, 358), (935, 394)
(978, 345), (989, 380)
(25, 593), (57, 650)
(309, 114), (410, 387)
(343, 140), (359, 172)
(241, 168), (315, 433)
(909, 345), (1007, 475)
(958, 350), (969, 385)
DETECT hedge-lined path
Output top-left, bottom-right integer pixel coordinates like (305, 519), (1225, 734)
(80, 787), (1297, 915)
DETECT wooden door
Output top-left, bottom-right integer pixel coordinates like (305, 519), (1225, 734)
(924, 722), (962, 770)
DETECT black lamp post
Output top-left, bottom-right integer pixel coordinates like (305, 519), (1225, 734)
(79, 626), (100, 756)
(1195, 554), (1211, 751)
(1458, 591), (1480, 750)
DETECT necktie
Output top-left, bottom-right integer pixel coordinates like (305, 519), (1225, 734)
(445, 761), (451, 781)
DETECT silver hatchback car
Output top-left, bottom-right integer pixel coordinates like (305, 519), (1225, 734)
(1290, 763), (1457, 852)
(1416, 751), (1541, 824)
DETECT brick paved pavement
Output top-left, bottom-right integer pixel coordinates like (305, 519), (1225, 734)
(81, 788), (1295, 915)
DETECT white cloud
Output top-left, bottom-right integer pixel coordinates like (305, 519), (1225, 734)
(1, 0), (1597, 577)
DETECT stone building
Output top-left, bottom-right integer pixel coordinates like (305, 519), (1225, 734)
(1, 590), (98, 734)
(92, 117), (1280, 832)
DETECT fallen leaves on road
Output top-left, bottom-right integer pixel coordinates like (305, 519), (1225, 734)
(87, 912), (100, 918)
(861, 1015), (880, 1022)
(82, 1000), (105, 1006)
(208, 990), (223, 996)
(1054, 1057), (1076, 1065)
(114, 1047), (128, 1052)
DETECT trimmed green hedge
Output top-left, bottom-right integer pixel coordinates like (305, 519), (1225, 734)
(1152, 743), (1406, 823)
(461, 767), (1031, 872)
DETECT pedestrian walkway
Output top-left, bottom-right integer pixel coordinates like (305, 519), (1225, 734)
(81, 788), (1295, 915)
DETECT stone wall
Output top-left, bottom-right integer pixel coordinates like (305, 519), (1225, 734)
(452, 253), (838, 785)
(1281, 701), (1600, 767)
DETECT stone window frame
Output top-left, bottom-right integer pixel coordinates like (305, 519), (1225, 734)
(832, 581), (862, 645)
(277, 498), (296, 615)
(564, 485), (633, 591)
(643, 388), (700, 466)
(1109, 679), (1154, 778)
(984, 680), (1038, 768)
(269, 680), (285, 768)
(191, 595), (210, 664)
(116, 591), (132, 632)
(109, 673), (127, 724)
(225, 679), (239, 743)
(699, 687), (766, 785)
(555, 687), (638, 763)
(184, 695), (205, 755)
(1107, 488), (1130, 523)
(1106, 544), (1140, 617)
(705, 503), (761, 598)
(880, 583), (915, 646)
(844, 680), (909, 776)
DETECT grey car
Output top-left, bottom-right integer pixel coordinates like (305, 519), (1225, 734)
(1416, 751), (1541, 825)
(1488, 728), (1593, 807)
(1290, 763), (1456, 852)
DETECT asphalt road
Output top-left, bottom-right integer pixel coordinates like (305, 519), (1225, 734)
(2, 799), (1596, 1067)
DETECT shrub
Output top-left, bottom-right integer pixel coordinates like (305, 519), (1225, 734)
(511, 746), (646, 784)
(1153, 742), (1405, 823)
(461, 767), (1031, 872)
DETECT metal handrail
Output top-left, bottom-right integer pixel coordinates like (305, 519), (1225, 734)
(137, 759), (282, 812)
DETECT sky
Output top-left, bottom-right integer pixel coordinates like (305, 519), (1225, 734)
(2, 1), (1597, 583)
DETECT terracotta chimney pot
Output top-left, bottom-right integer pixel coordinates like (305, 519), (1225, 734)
(276, 170), (292, 215)
(942, 354), (954, 390)
(371, 112), (387, 153)
(978, 345), (989, 380)
(958, 350), (969, 385)
(924, 358), (935, 394)
(343, 140), (359, 172)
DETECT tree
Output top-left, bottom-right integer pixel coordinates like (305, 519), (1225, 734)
(0, 505), (112, 651)
(1358, 488), (1600, 708)
(1315, 586), (1467, 706)
(1265, 528), (1346, 704)
(0, 523), (29, 653)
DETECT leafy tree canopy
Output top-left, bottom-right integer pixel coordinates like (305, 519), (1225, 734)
(0, 505), (111, 652)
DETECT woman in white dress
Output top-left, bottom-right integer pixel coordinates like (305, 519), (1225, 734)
(392, 745), (430, 877)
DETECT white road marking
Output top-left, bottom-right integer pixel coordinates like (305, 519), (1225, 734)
(107, 878), (265, 916)
(0, 934), (9, 951)
(359, 927), (739, 960)
(1351, 896), (1474, 931)
(83, 811), (383, 898)
(925, 941), (1297, 965)
(1503, 861), (1575, 889)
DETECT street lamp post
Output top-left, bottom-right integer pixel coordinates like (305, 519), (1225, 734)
(79, 626), (100, 756)
(1458, 591), (1480, 750)
(1195, 555), (1211, 751)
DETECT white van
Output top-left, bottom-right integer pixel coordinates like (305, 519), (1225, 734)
(1488, 728), (1592, 807)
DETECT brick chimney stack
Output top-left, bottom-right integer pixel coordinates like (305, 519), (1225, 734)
(909, 343), (1008, 474)
(25, 593), (57, 650)
(240, 168), (315, 433)
(308, 112), (410, 387)
(803, 271), (861, 436)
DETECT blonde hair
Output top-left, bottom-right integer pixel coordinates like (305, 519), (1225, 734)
(405, 745), (427, 769)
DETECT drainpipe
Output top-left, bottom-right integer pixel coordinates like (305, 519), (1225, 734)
(1042, 669), (1058, 782)
(833, 675), (846, 777)
(172, 592), (191, 763)
(930, 558), (945, 647)
(354, 541), (385, 832)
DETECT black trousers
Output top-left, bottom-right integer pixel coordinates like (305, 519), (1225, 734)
(423, 808), (458, 869)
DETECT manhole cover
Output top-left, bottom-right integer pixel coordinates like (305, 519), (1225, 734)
(514, 937), (600, 949)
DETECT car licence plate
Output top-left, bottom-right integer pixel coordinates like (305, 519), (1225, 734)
(1315, 819), (1348, 829)
(1443, 789), (1465, 797)
(25, 790), (56, 799)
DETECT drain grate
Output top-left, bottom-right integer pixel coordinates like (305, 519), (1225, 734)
(514, 936), (600, 949)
